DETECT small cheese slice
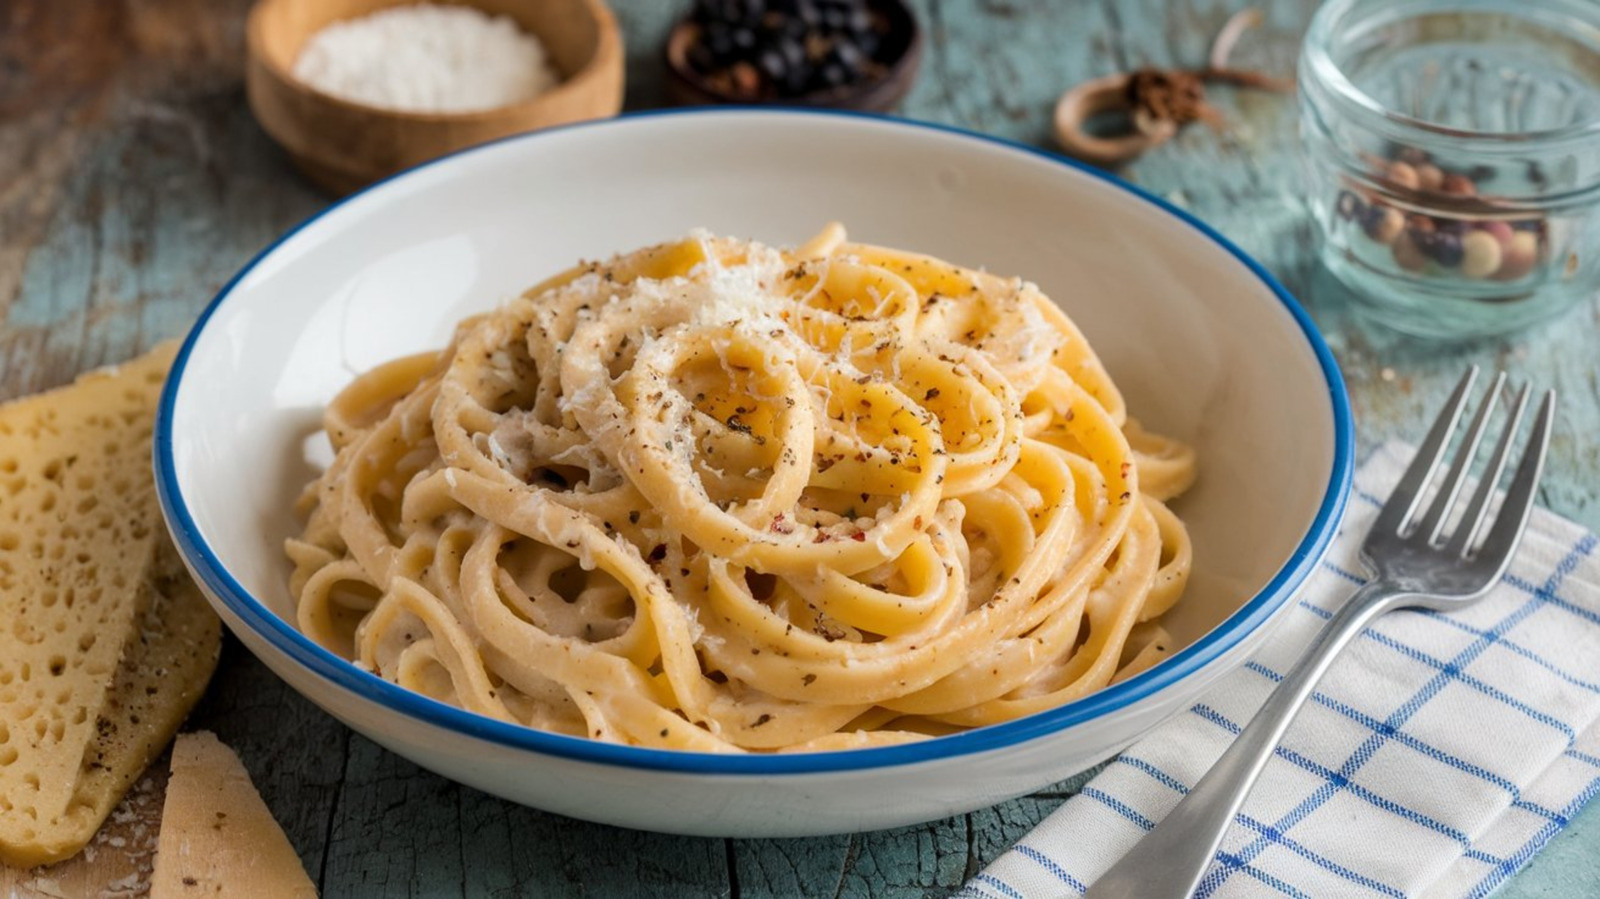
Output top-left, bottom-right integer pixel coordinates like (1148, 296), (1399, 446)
(149, 732), (317, 898)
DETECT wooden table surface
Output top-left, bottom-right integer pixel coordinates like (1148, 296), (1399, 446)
(3, 0), (1597, 895)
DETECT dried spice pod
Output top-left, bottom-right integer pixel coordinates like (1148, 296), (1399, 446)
(1053, 8), (1290, 166)
(1053, 72), (1180, 167)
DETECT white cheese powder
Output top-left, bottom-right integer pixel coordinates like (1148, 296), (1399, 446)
(292, 4), (560, 114)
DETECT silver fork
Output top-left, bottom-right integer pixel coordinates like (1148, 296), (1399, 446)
(1084, 368), (1556, 899)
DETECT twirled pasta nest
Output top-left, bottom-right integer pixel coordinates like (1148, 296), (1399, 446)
(287, 225), (1196, 752)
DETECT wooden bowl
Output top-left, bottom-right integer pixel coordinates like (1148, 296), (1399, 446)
(246, 0), (624, 195)
(662, 0), (921, 113)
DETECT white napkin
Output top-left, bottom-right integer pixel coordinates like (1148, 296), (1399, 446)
(959, 443), (1600, 899)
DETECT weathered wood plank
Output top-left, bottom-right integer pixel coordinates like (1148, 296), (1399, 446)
(0, 0), (316, 397)
(900, 0), (1125, 140)
(457, 796), (731, 899)
(737, 824), (966, 899)
(320, 736), (466, 897)
(321, 734), (732, 898)
(732, 771), (1097, 897)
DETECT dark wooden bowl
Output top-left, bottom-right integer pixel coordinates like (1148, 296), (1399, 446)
(662, 0), (922, 113)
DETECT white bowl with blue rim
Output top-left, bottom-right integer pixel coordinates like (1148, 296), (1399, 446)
(155, 109), (1353, 837)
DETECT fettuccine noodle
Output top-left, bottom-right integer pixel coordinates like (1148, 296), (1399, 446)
(286, 225), (1196, 752)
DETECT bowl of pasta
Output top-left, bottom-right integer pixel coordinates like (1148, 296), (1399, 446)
(156, 109), (1353, 836)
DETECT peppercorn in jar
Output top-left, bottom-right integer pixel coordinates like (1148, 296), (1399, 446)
(1299, 0), (1600, 338)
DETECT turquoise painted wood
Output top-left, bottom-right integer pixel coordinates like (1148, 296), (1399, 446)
(1, 0), (1596, 895)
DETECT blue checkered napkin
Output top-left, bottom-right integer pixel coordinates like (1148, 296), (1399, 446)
(959, 443), (1600, 899)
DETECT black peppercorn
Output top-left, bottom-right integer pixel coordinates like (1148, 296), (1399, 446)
(1428, 231), (1465, 268)
(688, 0), (887, 98)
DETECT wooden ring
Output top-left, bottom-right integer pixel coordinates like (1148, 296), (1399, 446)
(1053, 72), (1178, 168)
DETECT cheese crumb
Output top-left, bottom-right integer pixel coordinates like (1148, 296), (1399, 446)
(292, 4), (560, 113)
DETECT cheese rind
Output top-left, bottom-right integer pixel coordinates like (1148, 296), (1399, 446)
(0, 341), (220, 868)
(149, 732), (318, 899)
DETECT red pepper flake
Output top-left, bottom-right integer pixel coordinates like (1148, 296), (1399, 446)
(851, 531), (867, 542)
(924, 388), (941, 401)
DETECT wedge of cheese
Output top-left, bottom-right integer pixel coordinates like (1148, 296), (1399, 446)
(149, 732), (317, 898)
(0, 342), (221, 867)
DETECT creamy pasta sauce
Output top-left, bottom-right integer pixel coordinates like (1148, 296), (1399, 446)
(286, 225), (1196, 752)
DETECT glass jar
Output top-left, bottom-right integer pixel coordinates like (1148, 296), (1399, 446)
(1300, 0), (1600, 339)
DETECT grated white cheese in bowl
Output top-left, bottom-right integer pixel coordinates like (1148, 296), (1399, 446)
(292, 4), (561, 114)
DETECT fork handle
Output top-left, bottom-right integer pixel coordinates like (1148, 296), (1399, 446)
(1084, 581), (1410, 899)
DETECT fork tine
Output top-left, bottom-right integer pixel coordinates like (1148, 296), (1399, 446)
(1446, 384), (1530, 558)
(1373, 367), (1478, 538)
(1417, 371), (1506, 544)
(1471, 390), (1555, 571)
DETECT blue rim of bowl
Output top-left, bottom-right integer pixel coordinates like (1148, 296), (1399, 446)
(155, 107), (1354, 775)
